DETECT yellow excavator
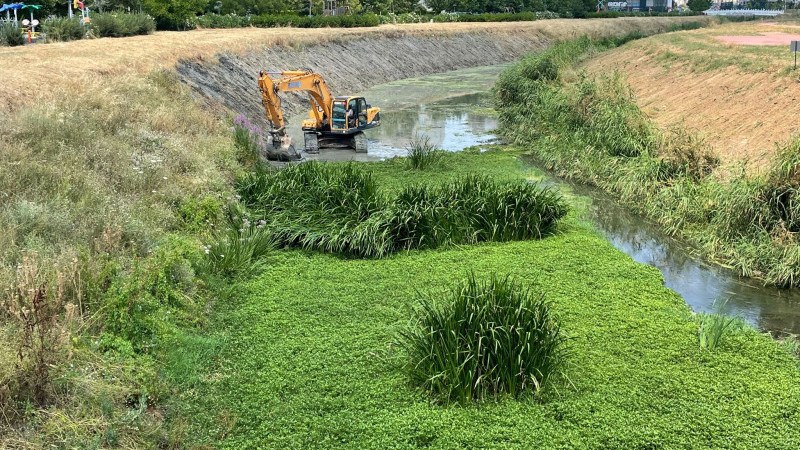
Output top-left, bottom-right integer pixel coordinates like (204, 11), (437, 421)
(257, 70), (381, 159)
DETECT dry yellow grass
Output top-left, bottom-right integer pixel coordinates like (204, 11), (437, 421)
(583, 20), (800, 171)
(0, 17), (706, 112)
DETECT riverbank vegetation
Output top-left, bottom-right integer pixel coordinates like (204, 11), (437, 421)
(582, 20), (800, 168)
(497, 33), (800, 287)
(0, 69), (236, 446)
(165, 148), (800, 447)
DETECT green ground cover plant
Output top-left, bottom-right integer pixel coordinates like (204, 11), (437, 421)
(165, 149), (800, 448)
(497, 34), (800, 287)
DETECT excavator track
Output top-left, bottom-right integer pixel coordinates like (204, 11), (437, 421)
(352, 132), (368, 153)
(304, 131), (320, 154)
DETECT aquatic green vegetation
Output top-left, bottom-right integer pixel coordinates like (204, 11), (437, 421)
(400, 272), (568, 404)
(235, 161), (567, 257)
(166, 150), (800, 447)
(497, 37), (800, 287)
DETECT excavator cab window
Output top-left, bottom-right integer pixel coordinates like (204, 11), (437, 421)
(348, 99), (358, 128)
(332, 100), (347, 131)
(357, 98), (367, 126)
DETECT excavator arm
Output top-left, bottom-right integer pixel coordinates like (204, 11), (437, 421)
(257, 70), (334, 131)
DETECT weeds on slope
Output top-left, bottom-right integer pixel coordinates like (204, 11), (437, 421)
(0, 69), (239, 446)
(236, 162), (567, 258)
(497, 36), (800, 287)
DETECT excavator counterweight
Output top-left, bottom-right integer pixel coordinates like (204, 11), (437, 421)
(257, 70), (381, 161)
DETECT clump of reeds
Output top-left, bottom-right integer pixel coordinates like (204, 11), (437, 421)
(387, 175), (567, 251)
(400, 273), (569, 404)
(697, 300), (739, 350)
(406, 135), (442, 170)
(236, 162), (568, 258)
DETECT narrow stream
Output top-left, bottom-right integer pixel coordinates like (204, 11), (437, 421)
(309, 65), (800, 337)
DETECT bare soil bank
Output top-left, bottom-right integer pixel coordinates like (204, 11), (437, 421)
(172, 18), (706, 132)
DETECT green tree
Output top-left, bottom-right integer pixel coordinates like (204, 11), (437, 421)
(143, 0), (206, 29)
(687, 0), (711, 11)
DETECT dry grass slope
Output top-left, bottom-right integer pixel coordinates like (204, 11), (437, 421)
(583, 20), (800, 171)
(0, 18), (707, 112)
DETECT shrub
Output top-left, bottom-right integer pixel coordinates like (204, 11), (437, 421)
(586, 11), (620, 18)
(0, 22), (25, 47)
(400, 273), (569, 404)
(42, 17), (86, 42)
(92, 12), (156, 37)
(687, 0), (712, 11)
(406, 135), (442, 170)
(143, 0), (206, 30)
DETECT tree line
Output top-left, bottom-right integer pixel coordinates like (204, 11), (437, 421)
(30, 0), (635, 30)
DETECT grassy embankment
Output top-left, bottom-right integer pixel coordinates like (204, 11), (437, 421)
(497, 34), (800, 287)
(583, 20), (800, 168)
(165, 147), (800, 448)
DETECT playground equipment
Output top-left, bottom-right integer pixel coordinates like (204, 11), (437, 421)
(68, 0), (90, 24)
(0, 3), (24, 23)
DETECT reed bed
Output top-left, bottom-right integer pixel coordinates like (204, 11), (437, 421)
(236, 162), (567, 257)
(400, 273), (569, 404)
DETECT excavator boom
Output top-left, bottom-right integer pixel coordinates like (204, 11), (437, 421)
(258, 70), (334, 131)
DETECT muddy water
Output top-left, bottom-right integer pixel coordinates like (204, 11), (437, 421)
(311, 65), (800, 336)
(294, 65), (503, 162)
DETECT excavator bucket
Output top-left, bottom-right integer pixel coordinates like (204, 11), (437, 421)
(259, 133), (301, 161)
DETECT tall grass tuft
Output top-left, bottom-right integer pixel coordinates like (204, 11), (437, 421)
(237, 163), (567, 257)
(400, 273), (569, 404)
(697, 300), (739, 350)
(387, 175), (567, 251)
(407, 135), (442, 170)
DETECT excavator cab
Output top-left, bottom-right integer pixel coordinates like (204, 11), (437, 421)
(330, 97), (379, 133)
